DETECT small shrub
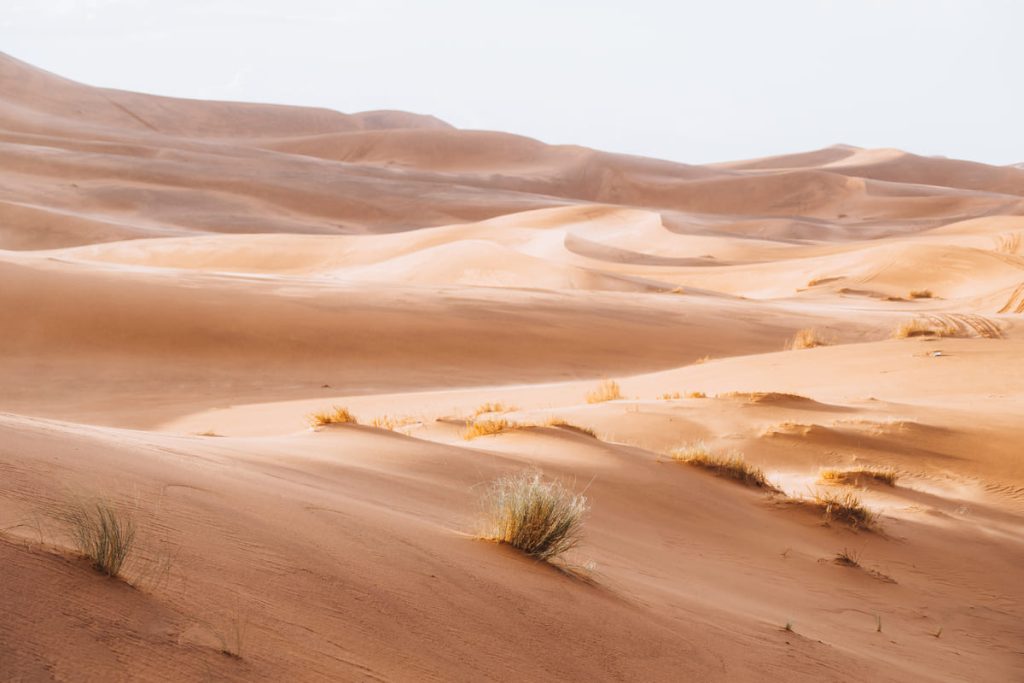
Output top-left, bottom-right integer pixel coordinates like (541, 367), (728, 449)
(307, 406), (357, 427)
(789, 328), (829, 350)
(909, 289), (933, 299)
(671, 442), (777, 490)
(480, 472), (587, 561)
(659, 392), (681, 400)
(586, 380), (621, 404)
(62, 499), (136, 577)
(820, 467), (897, 487)
(687, 391), (707, 399)
(813, 490), (876, 529)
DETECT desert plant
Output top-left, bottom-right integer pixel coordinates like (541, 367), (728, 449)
(62, 499), (136, 577)
(687, 391), (707, 399)
(834, 548), (861, 567)
(473, 402), (516, 417)
(789, 328), (829, 350)
(307, 406), (357, 427)
(671, 442), (777, 490)
(820, 467), (897, 487)
(909, 289), (933, 299)
(370, 415), (417, 431)
(480, 472), (587, 561)
(463, 418), (522, 440)
(586, 379), (622, 404)
(813, 490), (876, 529)
(543, 418), (597, 438)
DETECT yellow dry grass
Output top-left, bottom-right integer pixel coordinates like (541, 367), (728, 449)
(370, 415), (418, 431)
(893, 313), (1001, 339)
(909, 289), (933, 299)
(480, 472), (587, 562)
(789, 328), (830, 350)
(811, 490), (877, 529)
(671, 442), (777, 490)
(473, 402), (517, 417)
(820, 467), (897, 487)
(586, 379), (621, 404)
(307, 406), (357, 427)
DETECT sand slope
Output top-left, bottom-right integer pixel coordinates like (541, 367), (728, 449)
(2, 52), (1023, 681)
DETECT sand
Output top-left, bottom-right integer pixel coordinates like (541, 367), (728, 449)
(1, 51), (1022, 681)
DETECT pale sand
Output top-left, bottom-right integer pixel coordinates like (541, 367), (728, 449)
(1, 52), (1022, 681)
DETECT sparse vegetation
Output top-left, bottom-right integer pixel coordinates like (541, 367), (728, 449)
(463, 418), (517, 440)
(812, 490), (877, 529)
(909, 289), (934, 299)
(789, 328), (830, 350)
(783, 620), (794, 632)
(586, 379), (621, 404)
(820, 467), (897, 487)
(473, 402), (516, 417)
(687, 391), (707, 399)
(659, 392), (681, 400)
(543, 418), (597, 438)
(307, 406), (357, 427)
(480, 472), (588, 561)
(671, 442), (777, 490)
(893, 313), (1001, 339)
(62, 498), (136, 577)
(370, 415), (417, 431)
(834, 548), (861, 567)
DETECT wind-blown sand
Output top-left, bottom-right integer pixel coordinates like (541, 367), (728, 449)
(1, 52), (1022, 681)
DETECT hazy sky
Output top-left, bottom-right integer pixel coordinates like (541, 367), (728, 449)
(3, 0), (1021, 165)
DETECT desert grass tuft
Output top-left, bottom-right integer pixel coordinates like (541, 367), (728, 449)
(62, 499), (136, 577)
(834, 548), (861, 567)
(909, 289), (934, 299)
(463, 418), (527, 440)
(480, 472), (587, 561)
(789, 328), (830, 350)
(586, 379), (621, 404)
(820, 467), (897, 487)
(543, 418), (597, 438)
(671, 442), (777, 490)
(812, 490), (877, 529)
(473, 402), (517, 417)
(687, 391), (707, 399)
(370, 415), (417, 431)
(307, 406), (357, 427)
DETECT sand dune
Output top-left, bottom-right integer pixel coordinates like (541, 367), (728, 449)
(2, 52), (1023, 681)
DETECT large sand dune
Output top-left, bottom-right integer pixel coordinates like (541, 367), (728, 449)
(1, 52), (1022, 681)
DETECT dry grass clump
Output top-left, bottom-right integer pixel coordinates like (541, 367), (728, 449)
(812, 490), (877, 529)
(370, 415), (417, 431)
(62, 499), (136, 577)
(834, 548), (861, 567)
(307, 406), (357, 427)
(473, 402), (517, 417)
(820, 467), (897, 487)
(671, 442), (777, 490)
(463, 418), (532, 440)
(789, 328), (830, 350)
(543, 418), (597, 438)
(893, 313), (1001, 340)
(480, 472), (587, 561)
(909, 289), (933, 299)
(659, 391), (681, 400)
(687, 391), (707, 399)
(586, 379), (622, 404)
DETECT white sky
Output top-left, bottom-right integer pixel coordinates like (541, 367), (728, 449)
(3, 0), (1021, 165)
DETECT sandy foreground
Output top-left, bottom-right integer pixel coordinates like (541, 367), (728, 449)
(1, 52), (1022, 681)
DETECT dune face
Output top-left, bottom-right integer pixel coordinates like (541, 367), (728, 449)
(1, 51), (1023, 682)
